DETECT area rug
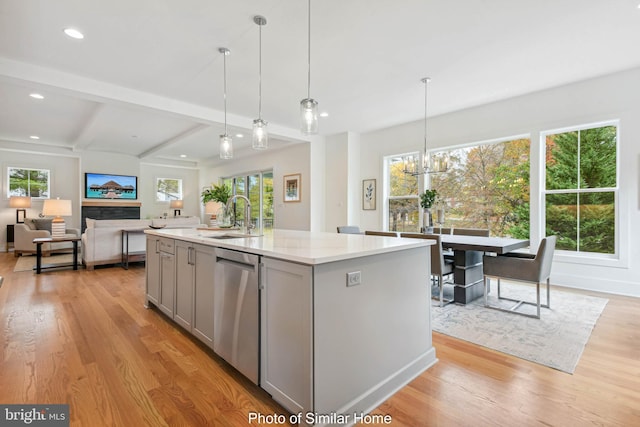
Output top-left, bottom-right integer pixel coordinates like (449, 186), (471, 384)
(431, 282), (608, 374)
(13, 254), (76, 272)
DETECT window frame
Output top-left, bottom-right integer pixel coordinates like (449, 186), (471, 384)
(384, 152), (423, 233)
(540, 120), (620, 263)
(155, 177), (183, 202)
(6, 166), (51, 199)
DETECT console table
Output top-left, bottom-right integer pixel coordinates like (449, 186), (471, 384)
(33, 236), (81, 274)
(121, 229), (147, 269)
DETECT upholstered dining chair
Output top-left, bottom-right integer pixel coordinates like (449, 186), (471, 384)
(400, 233), (454, 307)
(364, 231), (399, 237)
(482, 236), (556, 319)
(337, 225), (361, 234)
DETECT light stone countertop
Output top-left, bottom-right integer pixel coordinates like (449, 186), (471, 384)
(144, 228), (432, 265)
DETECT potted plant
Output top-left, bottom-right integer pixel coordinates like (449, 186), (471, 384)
(419, 189), (438, 232)
(201, 183), (231, 205)
(201, 183), (232, 227)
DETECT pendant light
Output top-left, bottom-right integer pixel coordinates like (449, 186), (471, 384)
(219, 47), (233, 159)
(252, 15), (268, 150)
(404, 77), (449, 175)
(300, 0), (318, 134)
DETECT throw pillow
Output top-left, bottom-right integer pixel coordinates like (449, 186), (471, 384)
(24, 218), (38, 230)
(33, 218), (53, 233)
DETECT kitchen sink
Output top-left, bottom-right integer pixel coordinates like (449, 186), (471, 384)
(206, 233), (261, 239)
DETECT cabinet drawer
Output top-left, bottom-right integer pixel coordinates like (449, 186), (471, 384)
(158, 237), (175, 254)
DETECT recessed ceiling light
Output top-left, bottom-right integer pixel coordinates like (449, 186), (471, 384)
(64, 28), (84, 39)
(30, 135), (40, 140)
(29, 93), (44, 99)
(236, 133), (244, 138)
(320, 112), (329, 118)
(180, 154), (187, 158)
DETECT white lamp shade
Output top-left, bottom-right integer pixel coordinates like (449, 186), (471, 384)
(42, 199), (72, 217)
(9, 196), (31, 208)
(170, 200), (183, 209)
(205, 201), (223, 215)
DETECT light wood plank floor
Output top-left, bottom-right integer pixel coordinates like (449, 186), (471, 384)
(0, 252), (638, 426)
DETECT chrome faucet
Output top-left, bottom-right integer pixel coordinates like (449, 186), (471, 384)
(226, 195), (254, 234)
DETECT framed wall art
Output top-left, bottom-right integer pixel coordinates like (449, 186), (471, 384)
(283, 173), (301, 202)
(363, 179), (376, 210)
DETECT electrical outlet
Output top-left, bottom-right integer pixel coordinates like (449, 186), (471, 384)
(346, 271), (361, 287)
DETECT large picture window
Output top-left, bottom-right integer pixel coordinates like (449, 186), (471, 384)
(223, 170), (274, 231)
(7, 167), (50, 198)
(429, 138), (531, 238)
(543, 123), (617, 255)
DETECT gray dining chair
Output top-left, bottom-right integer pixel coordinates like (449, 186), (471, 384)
(364, 231), (399, 237)
(337, 225), (361, 234)
(401, 233), (454, 307)
(482, 236), (556, 319)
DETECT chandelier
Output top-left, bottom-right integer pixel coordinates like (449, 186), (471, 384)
(404, 77), (449, 175)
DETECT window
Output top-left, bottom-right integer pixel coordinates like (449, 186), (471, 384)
(386, 154), (420, 232)
(223, 170), (274, 231)
(7, 167), (50, 198)
(156, 178), (183, 202)
(543, 122), (617, 255)
(429, 137), (530, 238)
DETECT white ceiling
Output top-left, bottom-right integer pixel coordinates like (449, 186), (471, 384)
(1, 0), (639, 166)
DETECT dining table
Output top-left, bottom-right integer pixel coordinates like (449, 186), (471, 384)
(439, 234), (530, 304)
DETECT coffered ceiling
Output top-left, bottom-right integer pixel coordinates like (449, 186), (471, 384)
(1, 0), (639, 167)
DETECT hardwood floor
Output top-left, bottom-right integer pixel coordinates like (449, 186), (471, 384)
(0, 251), (638, 426)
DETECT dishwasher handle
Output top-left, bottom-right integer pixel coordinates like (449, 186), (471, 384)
(216, 256), (257, 272)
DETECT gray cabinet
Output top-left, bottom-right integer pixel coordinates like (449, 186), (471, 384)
(175, 241), (216, 347)
(145, 235), (175, 318)
(175, 241), (194, 330)
(260, 257), (313, 417)
(145, 236), (160, 306)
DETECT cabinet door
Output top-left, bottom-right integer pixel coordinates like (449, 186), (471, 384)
(260, 257), (313, 415)
(174, 241), (194, 330)
(145, 236), (160, 306)
(192, 244), (216, 349)
(158, 251), (175, 318)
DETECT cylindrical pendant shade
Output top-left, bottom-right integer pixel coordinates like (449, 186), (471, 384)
(219, 135), (233, 159)
(300, 98), (318, 135)
(252, 118), (268, 150)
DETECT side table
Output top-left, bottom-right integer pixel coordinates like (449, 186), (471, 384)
(33, 236), (81, 274)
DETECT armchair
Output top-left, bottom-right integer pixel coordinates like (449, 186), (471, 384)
(14, 218), (80, 257)
(482, 236), (556, 319)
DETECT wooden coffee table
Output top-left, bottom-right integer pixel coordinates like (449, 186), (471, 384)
(32, 236), (81, 274)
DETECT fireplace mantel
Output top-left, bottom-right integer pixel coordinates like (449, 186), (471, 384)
(82, 200), (141, 207)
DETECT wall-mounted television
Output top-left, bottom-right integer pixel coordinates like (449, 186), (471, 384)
(85, 173), (138, 200)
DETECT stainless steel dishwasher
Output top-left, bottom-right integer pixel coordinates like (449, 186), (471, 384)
(213, 247), (260, 384)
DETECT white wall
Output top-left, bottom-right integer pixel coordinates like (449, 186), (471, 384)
(201, 143), (311, 231)
(355, 67), (640, 296)
(140, 163), (200, 219)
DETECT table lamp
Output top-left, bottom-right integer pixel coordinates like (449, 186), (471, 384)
(170, 200), (183, 216)
(42, 198), (72, 238)
(9, 196), (31, 223)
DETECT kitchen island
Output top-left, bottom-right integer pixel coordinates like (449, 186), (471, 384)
(145, 228), (436, 426)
